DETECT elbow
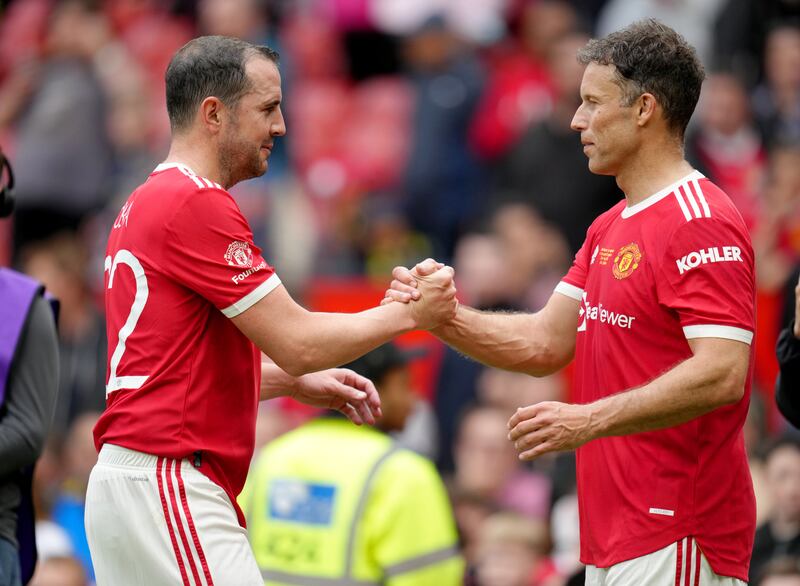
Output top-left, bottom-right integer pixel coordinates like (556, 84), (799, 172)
(714, 365), (747, 407)
(272, 354), (313, 378)
(522, 340), (574, 377)
(270, 342), (320, 377)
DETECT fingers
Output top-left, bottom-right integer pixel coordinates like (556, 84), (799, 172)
(412, 258), (444, 277)
(340, 402), (363, 426)
(334, 369), (382, 423)
(345, 370), (382, 422)
(384, 279), (420, 303)
(392, 265), (417, 287)
(507, 405), (540, 436)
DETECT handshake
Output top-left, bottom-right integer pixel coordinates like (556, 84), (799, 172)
(381, 258), (459, 331)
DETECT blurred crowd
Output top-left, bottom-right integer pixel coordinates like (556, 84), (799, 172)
(1, 0), (800, 584)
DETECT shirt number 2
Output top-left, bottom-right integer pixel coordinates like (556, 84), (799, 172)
(104, 249), (149, 396)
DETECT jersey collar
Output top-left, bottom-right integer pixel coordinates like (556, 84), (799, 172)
(620, 170), (705, 219)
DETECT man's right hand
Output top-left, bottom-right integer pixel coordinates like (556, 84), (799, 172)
(381, 258), (445, 305)
(386, 259), (458, 329)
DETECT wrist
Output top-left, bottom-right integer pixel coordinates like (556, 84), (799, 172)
(385, 300), (418, 333)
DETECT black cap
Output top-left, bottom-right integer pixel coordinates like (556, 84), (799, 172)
(342, 342), (427, 384)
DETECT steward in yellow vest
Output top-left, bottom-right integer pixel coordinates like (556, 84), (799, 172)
(240, 343), (464, 586)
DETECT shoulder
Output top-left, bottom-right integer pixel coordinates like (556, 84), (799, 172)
(377, 447), (442, 488)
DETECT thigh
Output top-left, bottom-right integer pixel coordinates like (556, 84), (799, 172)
(86, 457), (262, 586)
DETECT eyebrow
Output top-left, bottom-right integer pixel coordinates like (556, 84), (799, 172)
(260, 97), (281, 108)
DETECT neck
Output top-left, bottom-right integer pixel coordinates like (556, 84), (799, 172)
(164, 135), (230, 188)
(615, 137), (694, 207)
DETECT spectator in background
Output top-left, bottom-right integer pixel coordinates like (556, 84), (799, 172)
(20, 235), (106, 440)
(452, 405), (551, 522)
(0, 0), (113, 253)
(474, 512), (558, 586)
(29, 556), (86, 586)
(776, 274), (800, 427)
(401, 15), (485, 262)
(494, 32), (620, 254)
(0, 150), (60, 586)
(712, 0), (800, 87)
(433, 232), (517, 473)
(51, 413), (100, 583)
(757, 556), (800, 586)
(469, 0), (577, 161)
(241, 342), (464, 585)
(595, 0), (726, 65)
(751, 437), (800, 583)
(686, 72), (767, 229)
(752, 145), (800, 294)
(752, 25), (800, 148)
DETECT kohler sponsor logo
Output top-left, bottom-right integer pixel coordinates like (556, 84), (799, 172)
(675, 246), (742, 275)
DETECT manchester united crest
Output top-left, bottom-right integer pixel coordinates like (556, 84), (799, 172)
(612, 243), (642, 279)
(224, 240), (254, 268)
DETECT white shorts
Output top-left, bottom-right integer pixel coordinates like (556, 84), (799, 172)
(85, 444), (262, 586)
(585, 537), (748, 586)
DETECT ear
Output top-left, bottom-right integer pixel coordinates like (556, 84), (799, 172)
(198, 97), (225, 135)
(636, 93), (658, 127)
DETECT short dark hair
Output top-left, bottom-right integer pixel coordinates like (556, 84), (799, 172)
(165, 35), (279, 132)
(577, 19), (705, 138)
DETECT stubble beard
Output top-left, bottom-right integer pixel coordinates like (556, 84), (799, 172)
(219, 122), (267, 188)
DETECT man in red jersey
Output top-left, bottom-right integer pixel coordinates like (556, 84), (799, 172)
(387, 20), (755, 586)
(85, 35), (457, 586)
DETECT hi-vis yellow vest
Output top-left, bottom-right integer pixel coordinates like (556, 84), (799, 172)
(240, 418), (464, 586)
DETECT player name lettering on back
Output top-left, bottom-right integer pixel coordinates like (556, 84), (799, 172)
(675, 246), (742, 275)
(232, 260), (267, 284)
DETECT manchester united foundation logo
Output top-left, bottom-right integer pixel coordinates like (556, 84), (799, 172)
(224, 240), (254, 268)
(612, 243), (642, 279)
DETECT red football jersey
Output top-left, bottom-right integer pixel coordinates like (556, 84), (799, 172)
(555, 171), (756, 581)
(95, 163), (281, 525)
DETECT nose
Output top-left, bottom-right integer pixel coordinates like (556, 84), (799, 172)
(571, 103), (587, 132)
(271, 107), (287, 137)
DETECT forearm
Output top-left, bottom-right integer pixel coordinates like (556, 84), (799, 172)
(586, 344), (748, 440)
(263, 302), (416, 377)
(259, 362), (297, 401)
(432, 305), (572, 376)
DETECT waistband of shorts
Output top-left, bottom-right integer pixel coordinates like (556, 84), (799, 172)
(98, 443), (175, 469)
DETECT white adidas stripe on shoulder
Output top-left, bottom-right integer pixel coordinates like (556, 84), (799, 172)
(673, 177), (712, 222)
(154, 163), (224, 191)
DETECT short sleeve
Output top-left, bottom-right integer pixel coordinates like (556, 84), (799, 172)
(655, 217), (755, 344)
(554, 229), (594, 301)
(163, 187), (281, 317)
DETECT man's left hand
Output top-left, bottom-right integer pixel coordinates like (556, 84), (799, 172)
(291, 369), (382, 426)
(507, 401), (593, 460)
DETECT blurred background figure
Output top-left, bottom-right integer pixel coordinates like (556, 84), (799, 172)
(401, 15), (485, 263)
(474, 512), (558, 586)
(241, 342), (463, 585)
(49, 413), (100, 583)
(752, 25), (800, 149)
(28, 556), (87, 586)
(751, 437), (800, 583)
(756, 556), (800, 586)
(20, 235), (106, 441)
(686, 72), (767, 230)
(0, 0), (113, 256)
